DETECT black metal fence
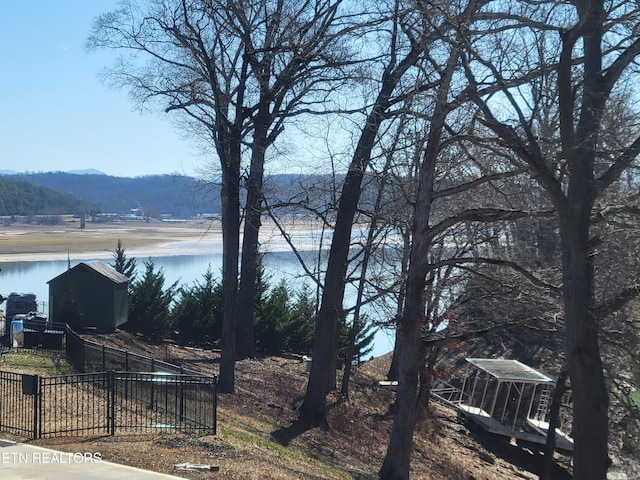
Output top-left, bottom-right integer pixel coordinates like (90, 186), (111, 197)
(0, 371), (38, 438)
(65, 327), (201, 375)
(1, 324), (217, 439)
(40, 372), (109, 438)
(110, 371), (217, 435)
(0, 370), (217, 439)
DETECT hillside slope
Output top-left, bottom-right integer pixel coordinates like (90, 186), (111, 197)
(0, 175), (92, 216)
(25, 331), (572, 479)
(16, 172), (219, 218)
(16, 172), (351, 219)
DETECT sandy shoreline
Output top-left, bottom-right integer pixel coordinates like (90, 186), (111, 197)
(0, 220), (218, 262)
(0, 218), (323, 263)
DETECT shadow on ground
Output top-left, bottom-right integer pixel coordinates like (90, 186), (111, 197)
(271, 418), (316, 447)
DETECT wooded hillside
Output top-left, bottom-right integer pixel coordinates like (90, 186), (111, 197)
(15, 172), (218, 218)
(6, 172), (345, 219)
(0, 175), (92, 217)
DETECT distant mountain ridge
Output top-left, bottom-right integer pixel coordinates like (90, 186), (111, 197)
(12, 172), (220, 218)
(1, 171), (345, 219)
(66, 169), (106, 175)
(0, 168), (106, 176)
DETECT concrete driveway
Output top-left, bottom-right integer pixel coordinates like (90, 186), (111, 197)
(0, 439), (184, 479)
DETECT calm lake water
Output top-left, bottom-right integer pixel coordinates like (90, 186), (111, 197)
(0, 250), (394, 358)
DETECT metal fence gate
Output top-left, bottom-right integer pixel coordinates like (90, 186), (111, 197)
(0, 371), (38, 438)
(0, 370), (217, 439)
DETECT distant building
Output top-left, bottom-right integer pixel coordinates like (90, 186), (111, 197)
(120, 208), (145, 221)
(48, 262), (129, 331)
(92, 213), (118, 223)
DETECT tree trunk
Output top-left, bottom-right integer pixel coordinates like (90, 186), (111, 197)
(380, 31), (460, 477)
(301, 139), (393, 418)
(342, 159), (389, 398)
(218, 158), (241, 393)
(556, 3), (609, 476)
(386, 224), (412, 381)
(216, 96), (245, 392)
(379, 267), (426, 479)
(380, 131), (438, 478)
(540, 369), (568, 480)
(386, 335), (401, 382)
(236, 124), (268, 360)
(417, 347), (441, 420)
(300, 41), (423, 424)
(560, 219), (609, 480)
(299, 111), (389, 423)
(340, 313), (358, 399)
(236, 217), (260, 359)
(328, 319), (340, 392)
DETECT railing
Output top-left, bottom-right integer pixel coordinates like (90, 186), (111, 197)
(39, 372), (109, 437)
(65, 327), (202, 375)
(1, 324), (217, 439)
(0, 370), (217, 439)
(0, 371), (38, 438)
(2, 318), (65, 351)
(111, 371), (217, 435)
(430, 378), (469, 407)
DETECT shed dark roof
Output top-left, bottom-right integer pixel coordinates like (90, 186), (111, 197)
(466, 358), (554, 384)
(48, 262), (129, 285)
(83, 262), (129, 283)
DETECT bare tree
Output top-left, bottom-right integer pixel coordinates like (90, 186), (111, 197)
(299, 0), (432, 425)
(89, 0), (248, 391)
(340, 144), (395, 398)
(225, 0), (355, 361)
(461, 1), (640, 478)
(377, 0), (576, 474)
(88, 0), (356, 390)
(380, 1), (484, 475)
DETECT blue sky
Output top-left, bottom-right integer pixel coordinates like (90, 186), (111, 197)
(0, 2), (197, 178)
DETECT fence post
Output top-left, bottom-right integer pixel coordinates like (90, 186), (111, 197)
(81, 339), (85, 374)
(213, 377), (218, 436)
(150, 373), (155, 409)
(108, 370), (116, 436)
(179, 376), (185, 422)
(102, 344), (105, 372)
(37, 376), (45, 439)
(32, 375), (39, 440)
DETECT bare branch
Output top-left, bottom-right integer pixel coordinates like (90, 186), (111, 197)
(425, 207), (554, 242)
(594, 284), (640, 320)
(428, 256), (562, 294)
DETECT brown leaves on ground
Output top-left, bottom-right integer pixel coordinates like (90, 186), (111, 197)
(21, 331), (566, 479)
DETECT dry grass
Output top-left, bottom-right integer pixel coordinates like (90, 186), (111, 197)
(1, 351), (73, 375)
(0, 231), (157, 255)
(0, 331), (573, 479)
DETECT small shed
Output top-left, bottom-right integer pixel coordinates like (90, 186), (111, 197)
(48, 262), (129, 331)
